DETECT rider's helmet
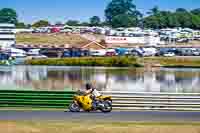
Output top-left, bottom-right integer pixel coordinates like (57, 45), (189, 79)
(85, 83), (92, 90)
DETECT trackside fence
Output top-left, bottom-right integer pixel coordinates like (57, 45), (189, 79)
(102, 91), (200, 111)
(0, 90), (200, 111)
(0, 90), (75, 108)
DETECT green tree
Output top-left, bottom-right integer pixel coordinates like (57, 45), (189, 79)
(146, 7), (171, 29)
(191, 8), (200, 16)
(112, 14), (137, 28)
(101, 21), (109, 26)
(89, 16), (101, 26)
(176, 8), (188, 13)
(27, 24), (32, 28)
(105, 0), (141, 27)
(147, 6), (160, 15)
(16, 22), (27, 28)
(144, 6), (161, 29)
(80, 22), (90, 26)
(32, 20), (50, 28)
(143, 7), (200, 29)
(0, 8), (18, 24)
(144, 15), (159, 29)
(175, 10), (192, 28)
(190, 9), (200, 29)
(66, 20), (80, 26)
(167, 13), (181, 28)
(55, 21), (63, 26)
(191, 14), (200, 29)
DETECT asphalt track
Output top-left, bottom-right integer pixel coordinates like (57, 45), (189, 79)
(1, 110), (200, 122)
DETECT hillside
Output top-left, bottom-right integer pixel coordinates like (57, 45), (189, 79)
(16, 33), (91, 46)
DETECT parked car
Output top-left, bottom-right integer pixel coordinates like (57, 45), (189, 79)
(62, 48), (87, 58)
(62, 50), (71, 57)
(180, 48), (200, 56)
(27, 49), (41, 56)
(106, 52), (116, 56)
(176, 38), (189, 43)
(191, 49), (200, 56)
(30, 55), (48, 59)
(90, 50), (106, 57)
(131, 47), (157, 57)
(60, 29), (72, 33)
(163, 52), (175, 57)
(106, 49), (116, 56)
(0, 53), (10, 60)
(40, 49), (63, 58)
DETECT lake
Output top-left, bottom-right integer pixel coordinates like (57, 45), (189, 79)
(0, 66), (200, 93)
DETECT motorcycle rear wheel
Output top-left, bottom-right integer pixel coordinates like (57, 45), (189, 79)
(69, 102), (81, 112)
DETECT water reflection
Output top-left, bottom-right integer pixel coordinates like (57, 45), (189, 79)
(0, 66), (200, 93)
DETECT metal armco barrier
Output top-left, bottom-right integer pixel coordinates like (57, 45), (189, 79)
(0, 90), (75, 108)
(101, 91), (200, 111)
(0, 90), (200, 111)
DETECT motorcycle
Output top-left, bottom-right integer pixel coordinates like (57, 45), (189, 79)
(68, 91), (112, 113)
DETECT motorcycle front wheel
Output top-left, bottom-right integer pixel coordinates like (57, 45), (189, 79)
(69, 102), (81, 112)
(100, 100), (112, 113)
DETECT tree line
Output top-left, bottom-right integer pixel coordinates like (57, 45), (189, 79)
(104, 0), (200, 29)
(144, 7), (200, 29)
(0, 0), (200, 29)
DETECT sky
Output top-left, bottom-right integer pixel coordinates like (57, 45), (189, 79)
(0, 0), (200, 24)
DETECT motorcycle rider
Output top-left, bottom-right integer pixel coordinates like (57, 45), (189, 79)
(84, 83), (102, 109)
(84, 83), (101, 98)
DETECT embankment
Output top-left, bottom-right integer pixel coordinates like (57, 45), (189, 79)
(25, 57), (141, 67)
(142, 57), (200, 68)
(25, 56), (200, 68)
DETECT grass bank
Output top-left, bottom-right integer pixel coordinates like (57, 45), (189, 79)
(143, 57), (200, 68)
(25, 56), (200, 68)
(25, 57), (142, 67)
(16, 33), (90, 46)
(4, 121), (200, 133)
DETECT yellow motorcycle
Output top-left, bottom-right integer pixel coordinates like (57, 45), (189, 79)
(69, 91), (112, 113)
